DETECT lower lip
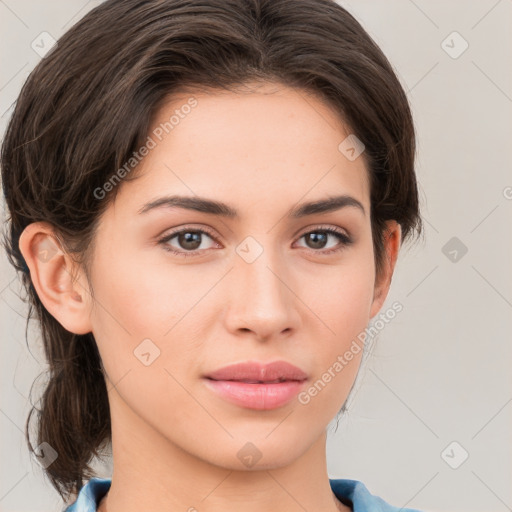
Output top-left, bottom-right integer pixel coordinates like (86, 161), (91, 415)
(204, 378), (307, 410)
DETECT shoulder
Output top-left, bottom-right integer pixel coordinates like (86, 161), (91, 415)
(329, 478), (424, 512)
(63, 478), (111, 512)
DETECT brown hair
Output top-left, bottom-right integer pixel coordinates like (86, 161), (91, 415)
(1, 0), (423, 502)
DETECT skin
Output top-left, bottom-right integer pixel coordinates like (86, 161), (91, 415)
(19, 81), (401, 512)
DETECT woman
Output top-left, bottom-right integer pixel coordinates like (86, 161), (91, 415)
(1, 0), (423, 511)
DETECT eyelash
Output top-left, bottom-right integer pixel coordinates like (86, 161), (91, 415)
(157, 225), (353, 259)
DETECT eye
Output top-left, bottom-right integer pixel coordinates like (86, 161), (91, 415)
(157, 225), (352, 258)
(295, 226), (352, 255)
(157, 227), (219, 258)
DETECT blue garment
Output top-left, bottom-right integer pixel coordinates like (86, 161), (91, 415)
(64, 477), (422, 512)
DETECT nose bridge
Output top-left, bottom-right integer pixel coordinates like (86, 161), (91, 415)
(238, 234), (288, 304)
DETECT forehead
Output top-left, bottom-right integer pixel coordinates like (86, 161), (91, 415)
(107, 82), (370, 221)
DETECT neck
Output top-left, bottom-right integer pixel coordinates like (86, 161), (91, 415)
(98, 395), (351, 512)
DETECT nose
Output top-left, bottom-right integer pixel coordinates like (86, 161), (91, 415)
(223, 241), (302, 341)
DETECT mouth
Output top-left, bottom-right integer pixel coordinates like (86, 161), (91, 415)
(203, 360), (308, 410)
(206, 377), (300, 384)
(204, 360), (308, 382)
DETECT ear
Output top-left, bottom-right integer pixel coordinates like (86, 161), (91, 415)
(18, 222), (94, 334)
(369, 220), (401, 319)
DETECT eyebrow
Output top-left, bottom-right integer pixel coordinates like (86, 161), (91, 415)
(138, 194), (365, 218)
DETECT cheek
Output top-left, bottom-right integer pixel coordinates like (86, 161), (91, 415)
(304, 249), (376, 341)
(315, 273), (373, 329)
(297, 274), (372, 421)
(88, 246), (219, 379)
(297, 248), (375, 409)
(87, 253), (206, 425)
(92, 244), (195, 328)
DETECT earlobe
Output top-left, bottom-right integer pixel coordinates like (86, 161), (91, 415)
(369, 220), (402, 319)
(18, 222), (93, 334)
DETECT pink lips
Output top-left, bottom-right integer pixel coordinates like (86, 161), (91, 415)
(203, 361), (308, 410)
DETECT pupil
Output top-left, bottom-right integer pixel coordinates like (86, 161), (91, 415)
(308, 232), (327, 249)
(180, 232), (201, 250)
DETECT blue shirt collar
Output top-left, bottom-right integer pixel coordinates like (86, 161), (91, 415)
(64, 477), (422, 512)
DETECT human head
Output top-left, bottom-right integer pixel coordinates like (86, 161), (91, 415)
(1, 0), (422, 501)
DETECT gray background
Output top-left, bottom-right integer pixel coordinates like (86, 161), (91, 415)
(1, 1), (511, 511)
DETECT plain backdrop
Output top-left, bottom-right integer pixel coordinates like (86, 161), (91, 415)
(1, 1), (511, 511)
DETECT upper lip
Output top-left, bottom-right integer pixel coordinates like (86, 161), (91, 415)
(205, 360), (308, 383)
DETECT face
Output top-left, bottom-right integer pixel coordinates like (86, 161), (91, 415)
(21, 81), (400, 471)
